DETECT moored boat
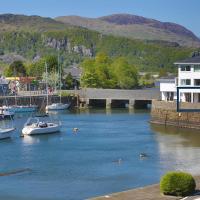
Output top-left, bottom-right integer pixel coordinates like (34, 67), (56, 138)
(0, 107), (15, 119)
(3, 105), (38, 113)
(46, 103), (70, 111)
(0, 128), (15, 139)
(22, 117), (61, 136)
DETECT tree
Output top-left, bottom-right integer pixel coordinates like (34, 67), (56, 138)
(112, 57), (138, 89)
(159, 68), (168, 77)
(5, 60), (27, 77)
(80, 55), (139, 89)
(65, 73), (74, 89)
(27, 55), (59, 78)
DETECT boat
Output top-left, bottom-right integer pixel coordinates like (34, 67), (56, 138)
(6, 105), (38, 113)
(46, 103), (70, 111)
(2, 74), (38, 113)
(45, 55), (70, 111)
(22, 117), (61, 136)
(0, 106), (14, 119)
(22, 62), (61, 136)
(0, 127), (15, 139)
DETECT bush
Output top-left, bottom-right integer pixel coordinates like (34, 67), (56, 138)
(160, 171), (196, 197)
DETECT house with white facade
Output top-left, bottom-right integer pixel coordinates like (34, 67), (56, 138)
(160, 56), (200, 103)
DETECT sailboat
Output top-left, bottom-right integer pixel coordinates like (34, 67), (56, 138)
(4, 76), (38, 113)
(22, 62), (61, 136)
(0, 85), (15, 119)
(0, 86), (15, 139)
(45, 55), (70, 111)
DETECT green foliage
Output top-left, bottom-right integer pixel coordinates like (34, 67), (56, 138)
(0, 21), (195, 75)
(160, 171), (196, 197)
(5, 60), (26, 77)
(139, 74), (155, 87)
(27, 55), (58, 77)
(159, 68), (168, 77)
(111, 57), (138, 89)
(81, 54), (138, 89)
(64, 73), (74, 89)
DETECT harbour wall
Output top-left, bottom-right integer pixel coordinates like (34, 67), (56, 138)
(0, 95), (73, 110)
(150, 100), (200, 129)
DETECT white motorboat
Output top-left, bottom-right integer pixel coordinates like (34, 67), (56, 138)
(46, 103), (70, 111)
(22, 117), (61, 136)
(0, 128), (15, 139)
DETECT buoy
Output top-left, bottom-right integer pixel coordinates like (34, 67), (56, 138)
(73, 128), (79, 133)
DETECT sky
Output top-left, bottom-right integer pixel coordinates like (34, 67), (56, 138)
(0, 0), (199, 36)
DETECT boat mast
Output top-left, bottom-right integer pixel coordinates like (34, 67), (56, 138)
(58, 54), (62, 104)
(14, 67), (17, 106)
(45, 62), (49, 106)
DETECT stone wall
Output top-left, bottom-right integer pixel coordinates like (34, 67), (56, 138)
(151, 100), (200, 129)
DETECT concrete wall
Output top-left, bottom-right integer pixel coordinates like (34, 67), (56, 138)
(78, 88), (160, 100)
(151, 100), (200, 129)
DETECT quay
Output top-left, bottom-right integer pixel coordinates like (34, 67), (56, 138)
(89, 176), (200, 200)
(150, 100), (200, 130)
(0, 88), (161, 109)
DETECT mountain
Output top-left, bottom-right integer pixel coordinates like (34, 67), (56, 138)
(0, 14), (197, 73)
(56, 14), (200, 47)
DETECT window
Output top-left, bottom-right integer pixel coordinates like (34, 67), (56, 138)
(180, 65), (191, 71)
(194, 65), (200, 72)
(166, 92), (174, 101)
(181, 79), (191, 86)
(194, 79), (200, 86)
(185, 93), (191, 102)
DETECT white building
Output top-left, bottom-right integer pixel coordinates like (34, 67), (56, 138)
(160, 56), (200, 103)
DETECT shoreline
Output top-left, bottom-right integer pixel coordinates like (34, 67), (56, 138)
(89, 176), (200, 200)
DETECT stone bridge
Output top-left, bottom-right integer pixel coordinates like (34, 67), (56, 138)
(75, 88), (161, 108)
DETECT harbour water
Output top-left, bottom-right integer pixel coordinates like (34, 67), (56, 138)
(0, 109), (200, 200)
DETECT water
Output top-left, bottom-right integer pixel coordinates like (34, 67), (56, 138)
(0, 109), (200, 200)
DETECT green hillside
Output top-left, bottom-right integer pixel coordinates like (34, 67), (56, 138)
(0, 14), (197, 73)
(56, 14), (200, 48)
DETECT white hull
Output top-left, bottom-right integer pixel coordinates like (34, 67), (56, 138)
(46, 103), (70, 111)
(22, 123), (60, 136)
(0, 128), (15, 139)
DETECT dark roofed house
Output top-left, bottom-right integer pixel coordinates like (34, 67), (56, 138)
(174, 56), (200, 65)
(64, 64), (82, 80)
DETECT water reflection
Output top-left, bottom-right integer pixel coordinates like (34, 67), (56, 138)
(22, 135), (40, 145)
(151, 124), (200, 174)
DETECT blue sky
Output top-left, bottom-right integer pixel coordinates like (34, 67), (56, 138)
(0, 0), (200, 36)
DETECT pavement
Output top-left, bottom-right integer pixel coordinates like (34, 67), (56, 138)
(89, 176), (200, 200)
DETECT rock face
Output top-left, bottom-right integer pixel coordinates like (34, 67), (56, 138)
(43, 37), (93, 56)
(0, 54), (26, 64)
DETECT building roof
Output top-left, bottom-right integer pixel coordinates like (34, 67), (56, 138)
(64, 65), (82, 79)
(174, 56), (200, 65)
